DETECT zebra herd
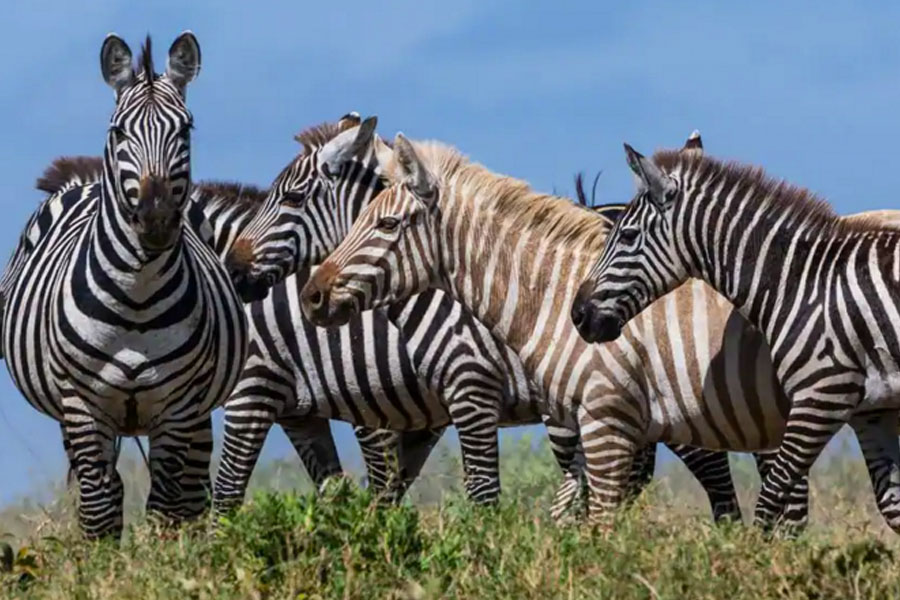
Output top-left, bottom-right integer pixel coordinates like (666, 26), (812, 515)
(3, 32), (899, 539)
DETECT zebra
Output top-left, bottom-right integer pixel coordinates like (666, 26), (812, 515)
(31, 150), (746, 523)
(202, 114), (751, 519)
(572, 141), (900, 533)
(295, 131), (834, 528)
(0, 33), (247, 539)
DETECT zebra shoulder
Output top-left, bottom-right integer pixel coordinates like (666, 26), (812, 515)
(25, 155), (103, 253)
(0, 183), (99, 358)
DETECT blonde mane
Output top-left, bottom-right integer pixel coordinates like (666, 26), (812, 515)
(387, 140), (612, 253)
(653, 150), (894, 236)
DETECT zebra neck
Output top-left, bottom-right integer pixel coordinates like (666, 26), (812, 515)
(678, 185), (835, 340)
(438, 184), (606, 353)
(92, 178), (186, 291)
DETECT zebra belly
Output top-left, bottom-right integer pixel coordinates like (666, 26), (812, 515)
(50, 323), (224, 432)
(645, 388), (787, 452)
(616, 281), (790, 452)
(395, 289), (551, 429)
(271, 310), (439, 431)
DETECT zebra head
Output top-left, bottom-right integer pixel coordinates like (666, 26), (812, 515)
(300, 133), (440, 326)
(100, 32), (200, 255)
(223, 114), (381, 302)
(572, 133), (702, 343)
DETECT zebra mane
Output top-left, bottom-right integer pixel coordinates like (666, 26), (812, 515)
(652, 150), (892, 236)
(844, 210), (900, 229)
(293, 119), (357, 155)
(36, 156), (104, 194)
(389, 140), (612, 252)
(193, 181), (269, 208)
(139, 35), (154, 81)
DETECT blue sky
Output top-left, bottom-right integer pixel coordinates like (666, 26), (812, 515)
(1, 2), (898, 505)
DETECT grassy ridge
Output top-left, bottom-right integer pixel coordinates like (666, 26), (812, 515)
(2, 433), (898, 598)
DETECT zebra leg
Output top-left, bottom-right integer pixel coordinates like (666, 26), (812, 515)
(171, 414), (213, 520)
(578, 403), (640, 528)
(354, 427), (443, 502)
(212, 392), (278, 514)
(545, 416), (586, 521)
(668, 444), (741, 522)
(61, 396), (124, 539)
(279, 414), (343, 489)
(623, 444), (657, 504)
(61, 424), (75, 487)
(146, 415), (202, 523)
(396, 427), (444, 485)
(753, 397), (852, 531)
(545, 419), (656, 521)
(754, 450), (809, 530)
(851, 411), (900, 533)
(450, 401), (501, 504)
(356, 428), (406, 502)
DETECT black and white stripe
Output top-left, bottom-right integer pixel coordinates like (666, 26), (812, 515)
(576, 141), (900, 532)
(1, 34), (247, 538)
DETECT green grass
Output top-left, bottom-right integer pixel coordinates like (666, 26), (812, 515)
(2, 432), (899, 599)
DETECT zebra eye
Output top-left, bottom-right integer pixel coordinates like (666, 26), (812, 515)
(282, 191), (307, 207)
(377, 216), (400, 232)
(619, 227), (640, 243)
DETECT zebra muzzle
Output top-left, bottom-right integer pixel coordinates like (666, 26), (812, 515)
(134, 176), (180, 252)
(224, 250), (273, 303)
(300, 272), (356, 327)
(571, 282), (623, 344)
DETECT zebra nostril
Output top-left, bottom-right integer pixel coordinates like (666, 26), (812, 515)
(571, 302), (586, 328)
(309, 290), (323, 308)
(224, 253), (247, 278)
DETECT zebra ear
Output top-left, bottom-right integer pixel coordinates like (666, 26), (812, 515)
(337, 112), (362, 129)
(166, 31), (202, 93)
(682, 130), (703, 156)
(373, 135), (393, 171)
(100, 34), (134, 93)
(319, 116), (378, 175)
(624, 143), (676, 210)
(394, 133), (437, 205)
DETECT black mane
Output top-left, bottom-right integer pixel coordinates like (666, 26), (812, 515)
(139, 35), (154, 80)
